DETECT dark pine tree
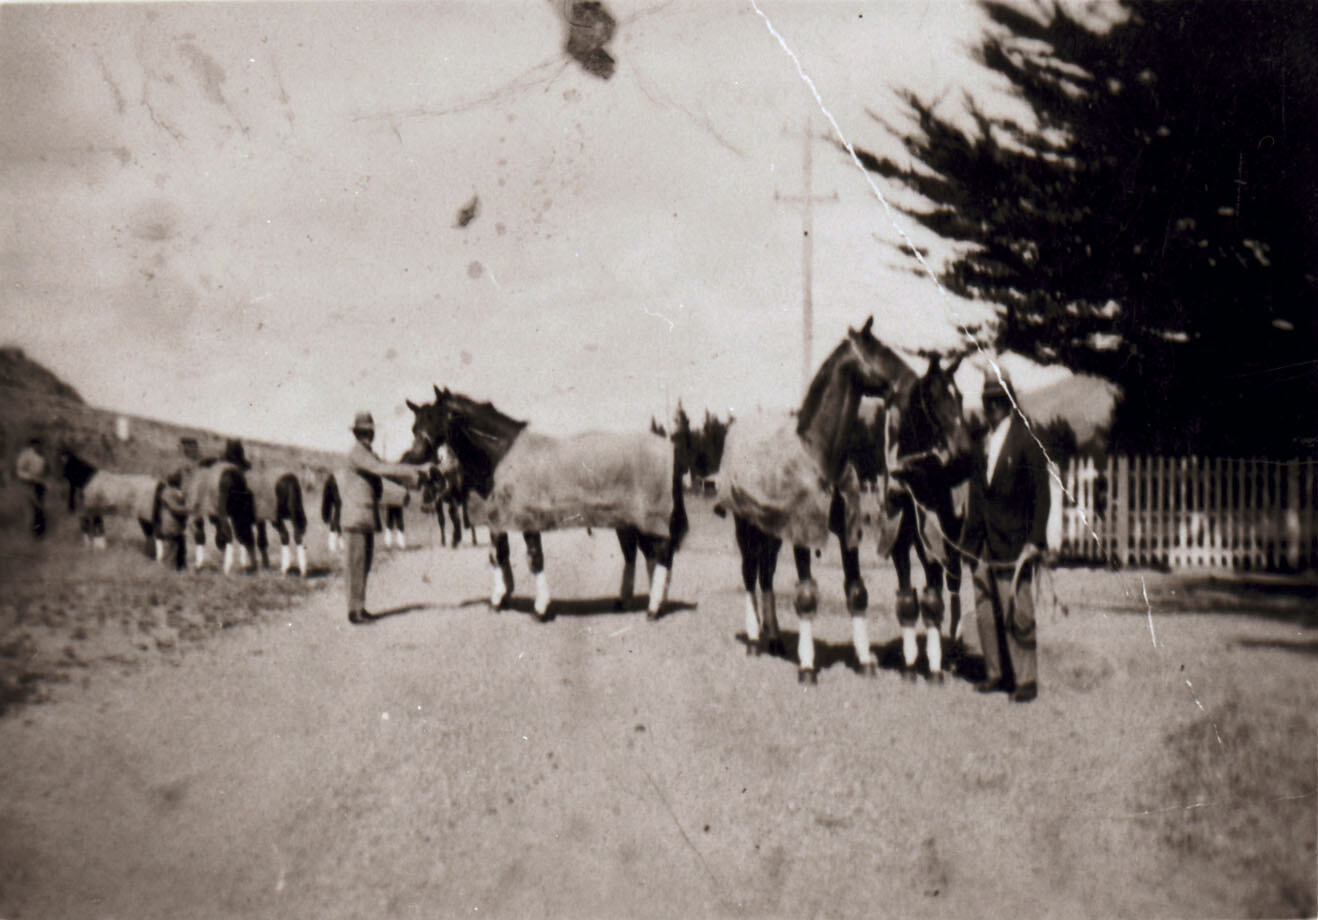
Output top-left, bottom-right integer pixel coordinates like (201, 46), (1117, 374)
(856, 0), (1318, 456)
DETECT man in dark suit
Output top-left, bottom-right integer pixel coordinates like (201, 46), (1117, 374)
(960, 368), (1051, 702)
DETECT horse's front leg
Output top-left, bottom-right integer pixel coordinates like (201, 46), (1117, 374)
(525, 532), (549, 620)
(839, 543), (877, 675)
(616, 528), (639, 610)
(915, 536), (947, 683)
(489, 532), (513, 609)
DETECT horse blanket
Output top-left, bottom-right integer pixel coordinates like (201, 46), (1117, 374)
(81, 470), (160, 524)
(718, 411), (861, 550)
(183, 461), (246, 519)
(476, 430), (673, 536)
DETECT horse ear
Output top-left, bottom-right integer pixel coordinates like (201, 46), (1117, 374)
(860, 316), (874, 336)
(405, 399), (420, 413)
(434, 384), (443, 400)
(947, 353), (965, 375)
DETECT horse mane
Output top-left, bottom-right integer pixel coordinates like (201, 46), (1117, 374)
(796, 338), (855, 438)
(443, 392), (528, 498)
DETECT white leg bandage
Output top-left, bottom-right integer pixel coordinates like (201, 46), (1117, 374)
(327, 532), (337, 553)
(926, 628), (943, 674)
(902, 626), (918, 668)
(744, 593), (760, 643)
(852, 616), (874, 665)
(223, 543), (234, 575)
(280, 545), (292, 574)
(238, 544), (251, 571)
(384, 529), (393, 548)
(397, 531), (406, 550)
(93, 535), (107, 551)
(155, 539), (165, 563)
(534, 571), (551, 616)
(798, 617), (815, 671)
(647, 565), (669, 616)
(195, 544), (206, 570)
(297, 544), (308, 577)
(491, 564), (508, 608)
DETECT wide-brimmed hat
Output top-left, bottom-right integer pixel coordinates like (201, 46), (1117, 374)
(351, 411), (375, 434)
(981, 366), (1015, 402)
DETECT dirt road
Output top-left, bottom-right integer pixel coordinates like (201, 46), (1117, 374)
(1, 504), (1314, 919)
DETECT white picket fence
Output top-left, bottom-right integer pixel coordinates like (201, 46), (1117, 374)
(1057, 456), (1318, 572)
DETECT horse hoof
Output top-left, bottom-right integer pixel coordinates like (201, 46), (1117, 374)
(860, 661), (878, 678)
(930, 671), (946, 685)
(798, 668), (818, 685)
(646, 608), (661, 622)
(746, 642), (760, 657)
(902, 668), (918, 683)
(767, 638), (786, 657)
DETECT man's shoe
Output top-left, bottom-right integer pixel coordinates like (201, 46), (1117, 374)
(349, 610), (375, 624)
(1011, 682), (1038, 703)
(975, 679), (1007, 694)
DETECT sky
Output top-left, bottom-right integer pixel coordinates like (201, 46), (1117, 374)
(1, 0), (1069, 455)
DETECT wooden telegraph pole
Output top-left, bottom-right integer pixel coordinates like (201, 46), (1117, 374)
(775, 115), (839, 396)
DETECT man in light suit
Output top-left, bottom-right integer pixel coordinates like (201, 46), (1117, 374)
(960, 368), (1051, 702)
(342, 411), (424, 624)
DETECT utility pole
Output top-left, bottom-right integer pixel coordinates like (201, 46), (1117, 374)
(774, 114), (839, 396)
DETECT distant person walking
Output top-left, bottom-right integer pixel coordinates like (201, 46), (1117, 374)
(341, 412), (422, 624)
(15, 437), (48, 538)
(959, 368), (1051, 703)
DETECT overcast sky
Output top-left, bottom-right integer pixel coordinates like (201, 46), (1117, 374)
(2, 0), (1067, 455)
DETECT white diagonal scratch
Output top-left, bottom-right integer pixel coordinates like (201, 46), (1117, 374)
(1141, 575), (1157, 647)
(641, 305), (675, 331)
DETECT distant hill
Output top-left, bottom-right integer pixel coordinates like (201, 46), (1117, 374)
(1018, 374), (1119, 445)
(0, 346), (83, 403)
(0, 348), (339, 487)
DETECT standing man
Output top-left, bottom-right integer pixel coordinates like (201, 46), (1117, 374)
(960, 368), (1051, 703)
(341, 412), (422, 624)
(15, 437), (48, 538)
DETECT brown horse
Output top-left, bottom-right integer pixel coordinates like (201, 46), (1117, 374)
(716, 317), (918, 684)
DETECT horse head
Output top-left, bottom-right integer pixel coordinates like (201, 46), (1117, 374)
(896, 348), (973, 461)
(402, 385), (451, 464)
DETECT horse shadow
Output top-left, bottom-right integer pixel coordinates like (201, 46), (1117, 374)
(365, 603), (435, 622)
(735, 631), (987, 683)
(456, 595), (698, 620)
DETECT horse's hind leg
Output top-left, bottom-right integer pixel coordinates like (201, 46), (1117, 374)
(255, 521), (272, 570)
(139, 518), (156, 559)
(273, 519), (293, 573)
(734, 517), (766, 654)
(791, 545), (819, 682)
(488, 532), (514, 610)
(525, 532), (550, 620)
(915, 532), (947, 681)
(192, 517), (207, 570)
(616, 528), (638, 610)
(448, 500), (462, 547)
(638, 533), (671, 621)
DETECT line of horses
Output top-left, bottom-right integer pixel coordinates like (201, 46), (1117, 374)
(53, 317), (977, 687)
(56, 439), (471, 578)
(399, 317), (977, 685)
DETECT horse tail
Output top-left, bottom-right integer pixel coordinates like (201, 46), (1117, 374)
(668, 457), (689, 555)
(279, 473), (308, 536)
(219, 468), (255, 547)
(320, 474), (339, 526)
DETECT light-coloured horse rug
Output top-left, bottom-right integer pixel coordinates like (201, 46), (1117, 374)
(719, 411), (861, 550)
(474, 429), (674, 536)
(81, 470), (160, 523)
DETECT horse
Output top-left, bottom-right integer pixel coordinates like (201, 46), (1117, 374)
(716, 317), (918, 684)
(321, 472), (412, 551)
(401, 386), (689, 621)
(180, 451), (257, 574)
(874, 351), (974, 682)
(243, 467), (310, 575)
(57, 448), (162, 554)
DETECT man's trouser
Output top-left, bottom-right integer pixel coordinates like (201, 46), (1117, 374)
(346, 530), (375, 615)
(973, 565), (1036, 688)
(27, 482), (46, 537)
